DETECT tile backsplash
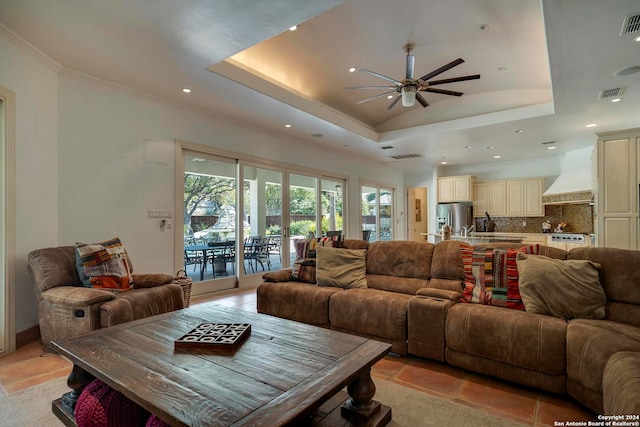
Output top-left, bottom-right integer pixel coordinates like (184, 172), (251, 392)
(474, 204), (594, 234)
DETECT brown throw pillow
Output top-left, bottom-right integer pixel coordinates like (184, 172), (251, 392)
(315, 246), (367, 289)
(516, 253), (606, 320)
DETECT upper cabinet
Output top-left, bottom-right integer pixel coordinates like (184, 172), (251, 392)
(474, 178), (543, 217)
(437, 175), (474, 203)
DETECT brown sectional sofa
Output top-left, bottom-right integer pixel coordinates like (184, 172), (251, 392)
(257, 239), (640, 416)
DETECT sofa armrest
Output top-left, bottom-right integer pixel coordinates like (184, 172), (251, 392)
(132, 273), (175, 289)
(416, 288), (461, 302)
(40, 286), (115, 307)
(262, 268), (293, 282)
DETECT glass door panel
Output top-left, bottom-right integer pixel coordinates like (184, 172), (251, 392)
(289, 173), (318, 267)
(362, 186), (378, 242)
(321, 178), (344, 237)
(361, 185), (394, 241)
(242, 165), (283, 280)
(183, 152), (237, 294)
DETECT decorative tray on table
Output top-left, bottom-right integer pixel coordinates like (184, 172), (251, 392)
(174, 323), (251, 351)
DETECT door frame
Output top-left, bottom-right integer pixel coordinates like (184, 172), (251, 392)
(1, 86), (16, 355)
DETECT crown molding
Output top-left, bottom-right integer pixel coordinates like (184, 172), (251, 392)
(0, 23), (62, 73)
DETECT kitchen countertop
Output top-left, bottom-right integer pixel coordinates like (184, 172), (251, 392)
(422, 233), (527, 242)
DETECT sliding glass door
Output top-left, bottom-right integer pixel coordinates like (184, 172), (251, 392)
(361, 185), (394, 242)
(183, 151), (237, 293)
(179, 144), (347, 294)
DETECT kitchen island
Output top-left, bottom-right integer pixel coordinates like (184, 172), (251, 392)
(422, 232), (547, 245)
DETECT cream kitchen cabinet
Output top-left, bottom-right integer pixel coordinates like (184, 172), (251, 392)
(596, 129), (640, 250)
(506, 179), (544, 217)
(437, 175), (474, 203)
(473, 181), (505, 217)
(474, 178), (543, 217)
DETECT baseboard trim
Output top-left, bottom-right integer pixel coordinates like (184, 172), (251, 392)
(16, 325), (40, 348)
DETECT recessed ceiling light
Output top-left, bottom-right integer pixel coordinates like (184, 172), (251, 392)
(613, 65), (640, 76)
(486, 146), (494, 149)
(348, 67), (357, 73)
(476, 24), (490, 31)
(493, 155), (501, 159)
(289, 25), (298, 31)
(387, 95), (394, 99)
(182, 88), (191, 93)
(514, 129), (525, 133)
(611, 98), (622, 103)
(464, 145), (472, 149)
(547, 146), (557, 150)
(586, 123), (598, 128)
(285, 124), (292, 128)
(441, 161), (448, 165)
(635, 36), (640, 42)
(311, 133), (323, 138)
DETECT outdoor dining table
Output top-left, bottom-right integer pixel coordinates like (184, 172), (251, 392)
(184, 242), (230, 280)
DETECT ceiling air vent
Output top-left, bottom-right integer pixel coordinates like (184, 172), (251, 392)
(599, 87), (626, 99)
(390, 153), (423, 160)
(621, 12), (640, 36)
(380, 145), (394, 150)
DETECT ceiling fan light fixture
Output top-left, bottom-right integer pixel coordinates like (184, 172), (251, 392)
(401, 86), (416, 107)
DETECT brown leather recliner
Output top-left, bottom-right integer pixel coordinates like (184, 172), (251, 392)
(27, 245), (188, 349)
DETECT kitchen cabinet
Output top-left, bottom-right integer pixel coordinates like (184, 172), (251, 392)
(473, 178), (542, 217)
(438, 175), (474, 203)
(596, 130), (640, 249)
(506, 179), (544, 216)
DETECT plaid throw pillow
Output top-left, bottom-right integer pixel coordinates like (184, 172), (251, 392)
(460, 244), (539, 310)
(76, 237), (133, 291)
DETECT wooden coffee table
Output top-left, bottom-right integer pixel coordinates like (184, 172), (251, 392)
(51, 303), (392, 426)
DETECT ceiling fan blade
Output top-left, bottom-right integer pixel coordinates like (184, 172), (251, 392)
(387, 95), (401, 110)
(415, 92), (429, 107)
(427, 74), (481, 86)
(418, 58), (465, 82)
(360, 69), (402, 85)
(356, 90), (396, 104)
(345, 85), (397, 90)
(406, 54), (415, 80)
(424, 87), (464, 97)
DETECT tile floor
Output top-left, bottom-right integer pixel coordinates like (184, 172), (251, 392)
(0, 287), (595, 426)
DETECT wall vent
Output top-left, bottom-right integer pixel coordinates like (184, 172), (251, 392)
(599, 87), (625, 99)
(380, 145), (394, 150)
(390, 153), (423, 160)
(621, 12), (640, 36)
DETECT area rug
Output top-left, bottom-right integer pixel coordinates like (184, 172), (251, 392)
(0, 376), (525, 426)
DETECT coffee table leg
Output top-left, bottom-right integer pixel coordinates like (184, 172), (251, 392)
(340, 368), (381, 422)
(61, 364), (95, 413)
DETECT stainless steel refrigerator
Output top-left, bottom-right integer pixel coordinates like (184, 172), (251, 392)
(436, 202), (474, 235)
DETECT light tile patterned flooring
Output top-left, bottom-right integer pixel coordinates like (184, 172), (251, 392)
(0, 288), (595, 426)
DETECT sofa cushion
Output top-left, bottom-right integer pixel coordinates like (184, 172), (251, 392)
(445, 303), (568, 387)
(459, 245), (539, 310)
(603, 351), (640, 416)
(517, 253), (606, 320)
(99, 284), (184, 327)
(316, 246), (367, 289)
(566, 319), (640, 414)
(257, 281), (342, 327)
(569, 247), (640, 327)
(329, 288), (412, 355)
(366, 240), (434, 280)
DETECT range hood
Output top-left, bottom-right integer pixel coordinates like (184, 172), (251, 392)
(542, 147), (594, 205)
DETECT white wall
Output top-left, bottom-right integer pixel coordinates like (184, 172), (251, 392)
(0, 34), (59, 333)
(57, 72), (406, 274)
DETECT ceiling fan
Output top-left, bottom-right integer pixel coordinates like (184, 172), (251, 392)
(346, 43), (480, 109)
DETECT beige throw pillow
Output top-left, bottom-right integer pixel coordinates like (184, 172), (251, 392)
(315, 246), (367, 289)
(516, 253), (606, 320)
